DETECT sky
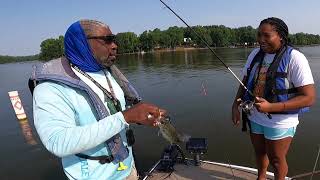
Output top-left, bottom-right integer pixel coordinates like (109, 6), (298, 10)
(1, 0), (319, 56)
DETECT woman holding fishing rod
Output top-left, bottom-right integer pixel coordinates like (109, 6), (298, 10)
(232, 17), (316, 180)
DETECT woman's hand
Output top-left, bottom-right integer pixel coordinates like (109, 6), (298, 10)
(232, 101), (241, 126)
(254, 97), (273, 112)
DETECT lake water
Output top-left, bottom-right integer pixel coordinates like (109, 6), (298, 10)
(1, 46), (319, 179)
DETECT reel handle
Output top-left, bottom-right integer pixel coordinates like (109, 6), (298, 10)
(266, 113), (272, 119)
(238, 98), (272, 119)
(253, 97), (272, 119)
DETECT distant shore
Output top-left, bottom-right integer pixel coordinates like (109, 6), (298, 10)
(118, 44), (320, 56)
(1, 44), (320, 64)
(117, 46), (250, 56)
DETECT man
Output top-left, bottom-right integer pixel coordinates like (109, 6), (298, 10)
(30, 19), (165, 180)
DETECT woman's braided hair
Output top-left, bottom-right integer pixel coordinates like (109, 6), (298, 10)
(260, 17), (289, 45)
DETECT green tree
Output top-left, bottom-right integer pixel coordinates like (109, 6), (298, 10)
(150, 28), (162, 48)
(39, 36), (64, 61)
(235, 26), (257, 46)
(190, 26), (212, 47)
(210, 28), (226, 47)
(116, 32), (139, 53)
(139, 30), (155, 51)
(165, 26), (184, 49)
(0, 54), (38, 64)
(288, 34), (297, 45)
(295, 33), (308, 45)
(159, 32), (171, 48)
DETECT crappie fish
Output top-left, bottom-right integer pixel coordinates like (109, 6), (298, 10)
(158, 117), (190, 144)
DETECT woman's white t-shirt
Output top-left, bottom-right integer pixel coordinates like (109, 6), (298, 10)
(242, 48), (314, 128)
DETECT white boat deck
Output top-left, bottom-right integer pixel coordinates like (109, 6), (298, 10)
(143, 159), (291, 180)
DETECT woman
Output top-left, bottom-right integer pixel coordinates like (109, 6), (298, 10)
(232, 17), (316, 180)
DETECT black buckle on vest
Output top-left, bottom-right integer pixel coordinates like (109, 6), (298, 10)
(268, 72), (287, 78)
(98, 155), (114, 164)
(126, 129), (135, 146)
(76, 153), (114, 164)
(267, 72), (274, 78)
(273, 88), (298, 95)
(275, 72), (287, 78)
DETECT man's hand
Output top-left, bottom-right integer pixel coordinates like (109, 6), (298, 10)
(122, 102), (166, 127)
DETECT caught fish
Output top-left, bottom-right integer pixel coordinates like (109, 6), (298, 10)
(158, 117), (190, 144)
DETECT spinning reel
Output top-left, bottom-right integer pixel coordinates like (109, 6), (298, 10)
(238, 99), (254, 115)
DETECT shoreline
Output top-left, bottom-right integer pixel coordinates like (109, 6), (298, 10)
(1, 44), (320, 64)
(117, 46), (250, 56)
(117, 43), (320, 56)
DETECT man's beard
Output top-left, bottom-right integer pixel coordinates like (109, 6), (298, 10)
(96, 55), (115, 68)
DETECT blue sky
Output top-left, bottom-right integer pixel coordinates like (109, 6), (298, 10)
(1, 0), (319, 56)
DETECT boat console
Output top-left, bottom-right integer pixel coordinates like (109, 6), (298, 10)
(186, 138), (208, 166)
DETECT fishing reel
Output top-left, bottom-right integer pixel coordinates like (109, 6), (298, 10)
(238, 98), (273, 119)
(238, 99), (254, 115)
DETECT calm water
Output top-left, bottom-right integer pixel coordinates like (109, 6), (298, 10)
(1, 46), (319, 179)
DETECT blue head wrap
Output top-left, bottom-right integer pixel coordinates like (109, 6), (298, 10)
(64, 21), (103, 72)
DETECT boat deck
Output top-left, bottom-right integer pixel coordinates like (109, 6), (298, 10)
(143, 159), (281, 180)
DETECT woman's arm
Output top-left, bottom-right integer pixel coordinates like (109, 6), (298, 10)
(255, 84), (315, 113)
(232, 77), (247, 125)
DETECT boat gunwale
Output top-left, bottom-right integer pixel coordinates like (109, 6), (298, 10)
(142, 158), (292, 180)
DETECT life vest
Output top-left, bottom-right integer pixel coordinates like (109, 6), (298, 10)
(243, 46), (309, 114)
(29, 57), (141, 163)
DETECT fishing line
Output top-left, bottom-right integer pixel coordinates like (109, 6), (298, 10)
(159, 0), (272, 119)
(291, 145), (320, 179)
(311, 145), (320, 180)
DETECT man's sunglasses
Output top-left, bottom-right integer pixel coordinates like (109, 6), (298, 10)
(87, 34), (116, 44)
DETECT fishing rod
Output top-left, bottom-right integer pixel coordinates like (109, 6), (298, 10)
(159, 0), (272, 119)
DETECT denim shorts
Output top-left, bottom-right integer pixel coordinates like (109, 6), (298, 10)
(249, 121), (296, 140)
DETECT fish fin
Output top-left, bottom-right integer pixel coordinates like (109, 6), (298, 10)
(178, 133), (191, 143)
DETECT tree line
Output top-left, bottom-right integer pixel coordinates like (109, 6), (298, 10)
(1, 24), (320, 63)
(0, 55), (38, 64)
(116, 25), (320, 53)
